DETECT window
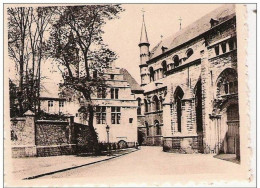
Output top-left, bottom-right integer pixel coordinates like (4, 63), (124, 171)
(221, 42), (227, 53)
(217, 68), (238, 96)
(155, 120), (161, 135)
(173, 55), (179, 68)
(59, 101), (64, 107)
(144, 99), (148, 113)
(214, 45), (220, 56)
(174, 87), (184, 133)
(228, 39), (235, 51)
(129, 118), (133, 123)
(186, 48), (193, 58)
(111, 107), (121, 124)
(145, 122), (149, 136)
(111, 88), (119, 99)
(97, 87), (106, 98)
(96, 106), (106, 124)
(149, 67), (154, 82)
(162, 61), (167, 76)
(159, 96), (163, 110)
(110, 74), (114, 79)
(48, 100), (53, 107)
(153, 95), (159, 111)
(137, 98), (141, 115)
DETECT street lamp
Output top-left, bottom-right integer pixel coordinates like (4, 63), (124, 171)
(106, 125), (111, 156)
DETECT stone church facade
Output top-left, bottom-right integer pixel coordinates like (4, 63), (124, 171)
(137, 4), (240, 156)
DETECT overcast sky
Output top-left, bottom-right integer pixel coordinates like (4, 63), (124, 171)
(102, 4), (222, 84)
(9, 4), (223, 86)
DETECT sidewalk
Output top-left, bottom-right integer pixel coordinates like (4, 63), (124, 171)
(11, 148), (138, 180)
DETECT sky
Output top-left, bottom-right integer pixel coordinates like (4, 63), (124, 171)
(9, 4), (223, 86)
(102, 4), (222, 84)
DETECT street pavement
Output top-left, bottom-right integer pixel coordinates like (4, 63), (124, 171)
(36, 146), (248, 186)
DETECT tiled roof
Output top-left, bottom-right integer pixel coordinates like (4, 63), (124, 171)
(119, 68), (143, 92)
(149, 4), (236, 60)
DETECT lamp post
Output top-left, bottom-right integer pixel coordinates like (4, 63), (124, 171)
(106, 124), (111, 156)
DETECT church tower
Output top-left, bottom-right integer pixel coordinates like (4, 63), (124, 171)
(139, 13), (150, 86)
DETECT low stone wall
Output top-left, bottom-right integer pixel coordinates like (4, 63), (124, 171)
(36, 144), (76, 157)
(163, 136), (199, 153)
(11, 114), (136, 157)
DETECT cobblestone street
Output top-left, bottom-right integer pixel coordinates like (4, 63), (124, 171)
(35, 146), (247, 186)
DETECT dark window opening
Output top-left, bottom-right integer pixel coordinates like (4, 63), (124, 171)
(186, 48), (194, 58)
(173, 55), (180, 68)
(215, 45), (220, 56)
(137, 98), (141, 115)
(155, 120), (161, 135)
(195, 80), (203, 132)
(149, 67), (154, 82)
(145, 122), (149, 136)
(228, 39), (235, 51)
(144, 99), (148, 113)
(110, 74), (114, 79)
(162, 61), (167, 76)
(129, 118), (133, 123)
(221, 43), (227, 53)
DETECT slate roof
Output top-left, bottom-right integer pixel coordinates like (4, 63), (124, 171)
(149, 4), (236, 60)
(119, 68), (143, 93)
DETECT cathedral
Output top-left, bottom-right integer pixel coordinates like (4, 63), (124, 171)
(137, 4), (240, 157)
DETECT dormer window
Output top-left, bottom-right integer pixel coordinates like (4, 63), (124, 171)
(210, 18), (219, 28)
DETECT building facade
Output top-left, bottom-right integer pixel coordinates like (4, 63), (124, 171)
(39, 64), (142, 145)
(137, 4), (240, 156)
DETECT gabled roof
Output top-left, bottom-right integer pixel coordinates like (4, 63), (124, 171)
(119, 68), (143, 93)
(149, 4), (236, 60)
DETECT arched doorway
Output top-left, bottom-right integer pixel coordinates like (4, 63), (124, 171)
(226, 104), (239, 154)
(195, 79), (203, 153)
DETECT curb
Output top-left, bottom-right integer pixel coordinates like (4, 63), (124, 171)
(23, 148), (139, 180)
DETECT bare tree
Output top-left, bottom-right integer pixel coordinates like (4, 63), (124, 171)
(8, 6), (55, 115)
(48, 5), (123, 154)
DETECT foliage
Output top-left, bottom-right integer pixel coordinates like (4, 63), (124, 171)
(48, 5), (124, 154)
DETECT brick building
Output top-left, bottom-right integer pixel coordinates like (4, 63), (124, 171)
(137, 4), (240, 156)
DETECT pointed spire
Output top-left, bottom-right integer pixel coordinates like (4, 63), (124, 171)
(139, 10), (149, 45)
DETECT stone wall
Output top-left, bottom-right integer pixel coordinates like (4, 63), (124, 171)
(11, 113), (37, 158)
